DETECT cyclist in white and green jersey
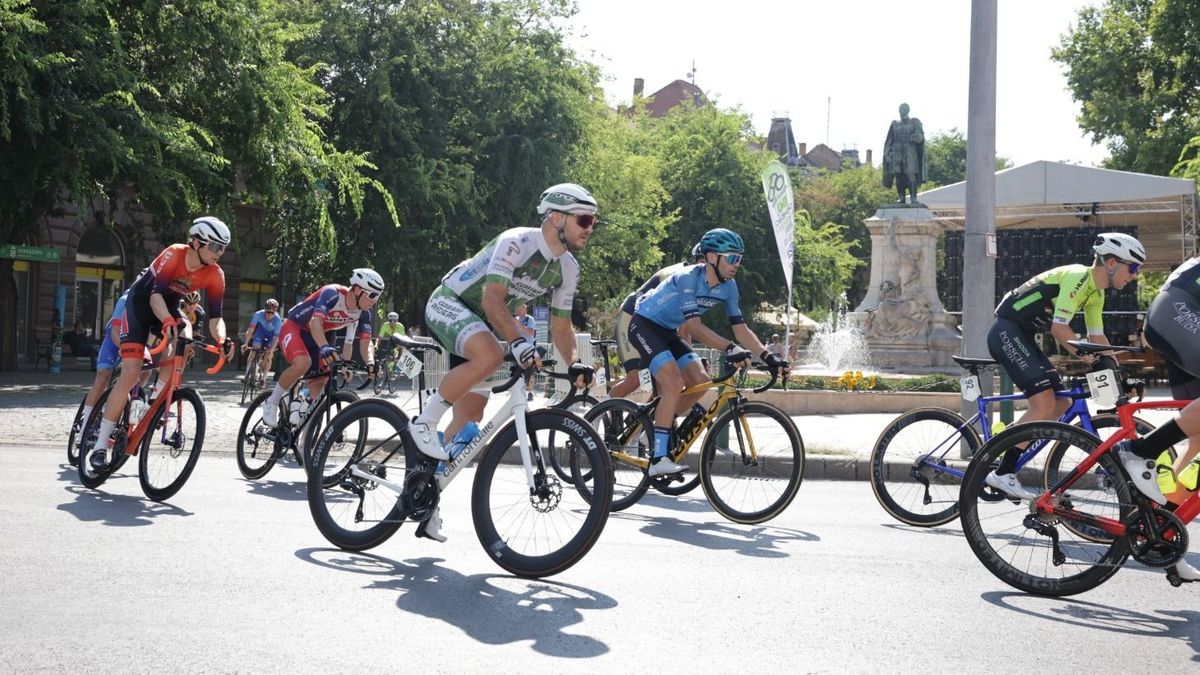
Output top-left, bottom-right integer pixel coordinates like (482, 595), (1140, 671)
(984, 232), (1146, 500)
(409, 183), (599, 542)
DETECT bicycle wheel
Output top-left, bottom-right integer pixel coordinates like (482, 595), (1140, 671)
(236, 391), (283, 479)
(303, 389), (365, 488)
(138, 387), (206, 502)
(655, 405), (721, 497)
(386, 365), (400, 395)
(67, 397), (87, 467)
(959, 422), (1132, 596)
(373, 362), (386, 395)
(869, 407), (978, 527)
(582, 398), (650, 511)
(472, 407), (612, 578)
(240, 354), (258, 405)
(547, 393), (598, 480)
(700, 401), (805, 524)
(307, 399), (408, 551)
(77, 390), (131, 488)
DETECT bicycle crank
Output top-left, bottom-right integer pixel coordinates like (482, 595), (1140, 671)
(1127, 508), (1189, 568)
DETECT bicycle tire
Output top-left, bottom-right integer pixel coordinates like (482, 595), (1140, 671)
(138, 387), (206, 502)
(307, 399), (408, 551)
(959, 422), (1132, 597)
(386, 366), (400, 395)
(67, 397), (86, 467)
(236, 390), (283, 479)
(76, 389), (131, 489)
(869, 407), (979, 527)
(547, 393), (599, 480)
(240, 354), (258, 406)
(700, 400), (804, 524)
(581, 397), (650, 511)
(373, 362), (386, 395)
(303, 389), (364, 488)
(472, 407), (612, 578)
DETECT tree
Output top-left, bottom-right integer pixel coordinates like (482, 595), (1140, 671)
(922, 128), (1012, 188)
(1053, 0), (1200, 175)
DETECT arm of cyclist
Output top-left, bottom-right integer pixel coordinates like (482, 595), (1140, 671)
(1049, 321), (1102, 366)
(208, 316), (234, 359)
(732, 323), (787, 372)
(482, 281), (539, 371)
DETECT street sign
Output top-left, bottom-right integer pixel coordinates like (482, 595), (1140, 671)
(0, 244), (60, 263)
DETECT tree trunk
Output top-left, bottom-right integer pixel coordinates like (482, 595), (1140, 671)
(0, 258), (17, 371)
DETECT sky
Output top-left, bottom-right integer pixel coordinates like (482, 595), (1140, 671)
(563, 0), (1106, 167)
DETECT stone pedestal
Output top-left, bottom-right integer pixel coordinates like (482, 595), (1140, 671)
(850, 207), (960, 369)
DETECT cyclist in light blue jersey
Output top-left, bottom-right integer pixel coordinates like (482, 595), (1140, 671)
(629, 228), (787, 476)
(242, 298), (283, 374)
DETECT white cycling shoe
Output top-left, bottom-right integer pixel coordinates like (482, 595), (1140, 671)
(648, 457), (689, 477)
(1173, 559), (1200, 582)
(984, 470), (1040, 502)
(415, 507), (447, 543)
(1116, 444), (1168, 505)
(409, 421), (450, 460)
(261, 398), (280, 428)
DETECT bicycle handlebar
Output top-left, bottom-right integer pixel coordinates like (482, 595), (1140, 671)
(148, 327), (228, 374)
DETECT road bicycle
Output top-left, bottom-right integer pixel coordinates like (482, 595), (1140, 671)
(236, 360), (363, 486)
(540, 339), (622, 481)
(67, 362), (160, 468)
(581, 363), (802, 523)
(870, 354), (1157, 527)
(305, 356), (613, 578)
(77, 332), (227, 501)
(240, 345), (272, 406)
(960, 341), (1200, 596)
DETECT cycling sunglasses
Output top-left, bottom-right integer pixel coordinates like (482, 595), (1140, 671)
(572, 213), (597, 229)
(1126, 261), (1141, 275)
(364, 290), (381, 300)
(206, 242), (227, 254)
(722, 253), (744, 265)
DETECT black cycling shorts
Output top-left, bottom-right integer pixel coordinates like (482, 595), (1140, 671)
(987, 317), (1063, 396)
(121, 291), (182, 357)
(1144, 285), (1200, 399)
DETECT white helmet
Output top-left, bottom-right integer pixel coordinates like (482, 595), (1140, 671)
(386, 311), (399, 321)
(349, 267), (385, 293)
(189, 216), (232, 246)
(1092, 232), (1146, 264)
(537, 183), (598, 216)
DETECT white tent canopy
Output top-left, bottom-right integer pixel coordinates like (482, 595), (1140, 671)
(917, 160), (1198, 268)
(920, 160), (1195, 208)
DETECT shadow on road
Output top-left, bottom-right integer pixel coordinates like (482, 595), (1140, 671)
(296, 548), (616, 657)
(240, 478), (308, 501)
(879, 522), (964, 538)
(608, 509), (819, 557)
(58, 483), (193, 526)
(634, 491), (713, 513)
(982, 592), (1200, 658)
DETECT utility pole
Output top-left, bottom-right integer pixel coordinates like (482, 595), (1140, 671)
(964, 0), (998, 399)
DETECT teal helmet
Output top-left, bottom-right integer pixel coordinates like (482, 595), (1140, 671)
(698, 228), (744, 255)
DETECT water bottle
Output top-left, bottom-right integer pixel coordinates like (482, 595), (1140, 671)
(990, 420), (1007, 435)
(289, 395), (312, 426)
(129, 398), (149, 425)
(677, 403), (706, 438)
(436, 422), (480, 474)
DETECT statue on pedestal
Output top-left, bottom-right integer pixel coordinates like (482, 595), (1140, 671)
(883, 103), (925, 206)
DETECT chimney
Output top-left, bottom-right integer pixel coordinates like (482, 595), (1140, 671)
(798, 142), (807, 156)
(865, 149), (873, 166)
(633, 78), (644, 98)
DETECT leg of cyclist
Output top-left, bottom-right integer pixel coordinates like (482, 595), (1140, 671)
(79, 334), (122, 430)
(411, 328), (502, 459)
(264, 322), (315, 427)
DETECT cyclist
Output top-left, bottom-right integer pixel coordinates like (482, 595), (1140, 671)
(83, 216), (237, 470)
(76, 289), (151, 434)
(984, 232), (1145, 500)
(609, 244), (703, 399)
(242, 298), (283, 377)
(409, 182), (599, 542)
(629, 227), (788, 477)
(261, 269), (383, 427)
(376, 311), (406, 357)
(1112, 256), (1200, 583)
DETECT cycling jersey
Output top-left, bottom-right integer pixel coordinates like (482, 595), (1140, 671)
(1161, 257), (1200, 300)
(619, 262), (688, 315)
(379, 321), (406, 340)
(633, 263), (745, 330)
(248, 309), (283, 344)
(994, 264), (1104, 334)
(440, 227), (578, 320)
(128, 244), (225, 318)
(285, 284), (373, 340)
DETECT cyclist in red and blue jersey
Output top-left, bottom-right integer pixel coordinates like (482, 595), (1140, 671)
(629, 228), (787, 477)
(84, 217), (236, 470)
(984, 232), (1146, 501)
(261, 269), (384, 427)
(241, 298), (283, 375)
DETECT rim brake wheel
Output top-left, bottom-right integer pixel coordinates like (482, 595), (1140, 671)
(869, 407), (977, 527)
(138, 388), (206, 502)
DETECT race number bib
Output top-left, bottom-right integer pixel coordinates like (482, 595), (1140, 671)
(960, 374), (981, 402)
(1086, 369), (1119, 408)
(398, 349), (424, 378)
(638, 369), (653, 393)
(594, 368), (606, 388)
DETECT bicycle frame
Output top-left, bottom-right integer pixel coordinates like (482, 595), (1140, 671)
(124, 335), (225, 456)
(1037, 399), (1200, 537)
(916, 386), (1099, 482)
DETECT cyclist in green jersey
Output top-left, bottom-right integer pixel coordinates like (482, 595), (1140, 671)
(409, 183), (599, 542)
(984, 232), (1146, 500)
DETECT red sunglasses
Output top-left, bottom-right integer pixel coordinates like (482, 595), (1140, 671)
(572, 213), (597, 229)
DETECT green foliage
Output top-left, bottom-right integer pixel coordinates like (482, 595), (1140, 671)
(743, 372), (960, 392)
(921, 128), (1012, 188)
(1137, 270), (1167, 309)
(1053, 0), (1200, 174)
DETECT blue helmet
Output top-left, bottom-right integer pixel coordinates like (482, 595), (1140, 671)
(698, 228), (744, 255)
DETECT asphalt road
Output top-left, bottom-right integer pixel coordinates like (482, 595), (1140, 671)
(2, 444), (1198, 673)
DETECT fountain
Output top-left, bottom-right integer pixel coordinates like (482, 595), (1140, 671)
(800, 296), (874, 374)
